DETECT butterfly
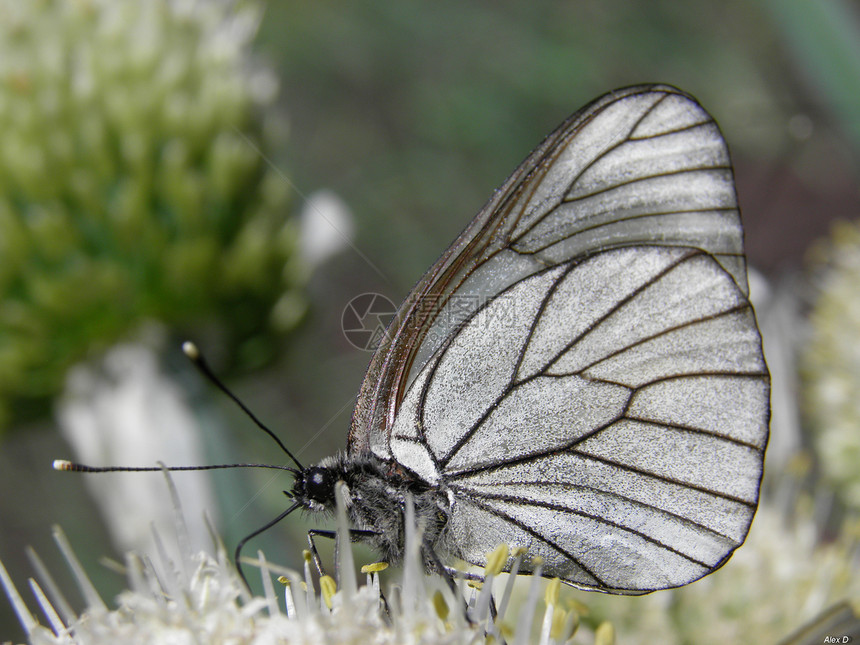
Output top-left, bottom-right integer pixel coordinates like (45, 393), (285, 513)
(59, 84), (769, 595)
(288, 83), (769, 594)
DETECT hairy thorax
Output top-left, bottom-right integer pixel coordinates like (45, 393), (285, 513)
(292, 452), (452, 566)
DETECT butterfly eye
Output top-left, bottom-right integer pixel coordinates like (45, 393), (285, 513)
(304, 467), (336, 503)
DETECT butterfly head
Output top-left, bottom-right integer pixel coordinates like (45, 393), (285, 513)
(294, 466), (336, 506)
(289, 456), (353, 513)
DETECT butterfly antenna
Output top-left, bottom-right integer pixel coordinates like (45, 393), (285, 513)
(234, 500), (302, 589)
(182, 341), (304, 471)
(52, 460), (297, 474)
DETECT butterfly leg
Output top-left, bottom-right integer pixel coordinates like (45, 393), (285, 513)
(307, 528), (392, 617)
(306, 528), (381, 578)
(423, 539), (486, 626)
(422, 539), (458, 595)
(440, 566), (485, 583)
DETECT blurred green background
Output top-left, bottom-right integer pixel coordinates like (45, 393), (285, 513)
(2, 0), (860, 642)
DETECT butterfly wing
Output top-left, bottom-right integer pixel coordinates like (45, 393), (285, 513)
(349, 85), (769, 593)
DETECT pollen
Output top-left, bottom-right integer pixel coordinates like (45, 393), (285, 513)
(485, 544), (509, 577)
(319, 575), (336, 609)
(431, 590), (449, 620)
(544, 577), (561, 607)
(360, 562), (388, 574)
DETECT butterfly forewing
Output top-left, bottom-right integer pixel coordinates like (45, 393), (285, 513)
(349, 84), (769, 593)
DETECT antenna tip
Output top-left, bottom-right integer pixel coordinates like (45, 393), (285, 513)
(182, 341), (199, 360)
(53, 459), (73, 471)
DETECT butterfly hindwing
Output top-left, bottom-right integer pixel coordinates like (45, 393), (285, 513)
(386, 242), (766, 592)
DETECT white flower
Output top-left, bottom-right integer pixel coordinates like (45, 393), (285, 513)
(55, 331), (218, 562)
(1, 478), (587, 644)
(299, 189), (355, 271)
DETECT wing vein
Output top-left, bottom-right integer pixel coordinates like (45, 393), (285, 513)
(457, 495), (610, 588)
(566, 449), (758, 506)
(618, 415), (765, 452)
(523, 249), (704, 383)
(562, 166), (732, 205)
(552, 302), (755, 375)
(450, 480), (736, 543)
(627, 118), (716, 140)
(511, 207), (739, 255)
(457, 488), (714, 568)
(447, 448), (757, 508)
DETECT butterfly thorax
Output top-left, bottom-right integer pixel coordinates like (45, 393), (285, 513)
(291, 451), (451, 566)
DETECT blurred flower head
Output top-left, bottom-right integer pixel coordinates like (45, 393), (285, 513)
(801, 218), (860, 511)
(0, 0), (306, 431)
(299, 189), (354, 272)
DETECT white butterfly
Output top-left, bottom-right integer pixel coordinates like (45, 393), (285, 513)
(336, 84), (769, 594)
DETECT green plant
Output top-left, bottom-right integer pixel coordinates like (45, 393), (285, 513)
(0, 0), (305, 430)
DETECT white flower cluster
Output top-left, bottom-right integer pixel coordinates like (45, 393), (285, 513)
(1, 480), (602, 645)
